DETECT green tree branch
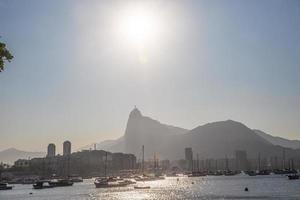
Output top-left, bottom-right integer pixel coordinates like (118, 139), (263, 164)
(0, 42), (14, 72)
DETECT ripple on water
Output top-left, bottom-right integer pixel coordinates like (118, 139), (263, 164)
(2, 176), (300, 200)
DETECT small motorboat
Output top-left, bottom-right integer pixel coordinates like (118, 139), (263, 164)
(49, 179), (73, 187)
(134, 185), (150, 189)
(0, 183), (13, 190)
(257, 170), (271, 176)
(288, 174), (299, 180)
(69, 176), (83, 183)
(224, 170), (239, 176)
(94, 177), (130, 188)
(134, 175), (163, 182)
(33, 181), (54, 189)
(188, 171), (206, 177)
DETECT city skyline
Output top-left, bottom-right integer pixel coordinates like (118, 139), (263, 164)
(0, 0), (300, 152)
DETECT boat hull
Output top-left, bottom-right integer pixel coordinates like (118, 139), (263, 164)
(134, 186), (150, 189)
(0, 186), (12, 190)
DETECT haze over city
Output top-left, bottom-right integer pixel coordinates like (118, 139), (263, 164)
(0, 0), (300, 153)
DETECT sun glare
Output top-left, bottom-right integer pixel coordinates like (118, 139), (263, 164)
(118, 7), (161, 47)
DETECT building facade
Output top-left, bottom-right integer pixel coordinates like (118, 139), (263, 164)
(14, 159), (30, 168)
(235, 150), (248, 171)
(185, 147), (193, 171)
(29, 150), (136, 177)
(63, 141), (71, 156)
(47, 143), (56, 157)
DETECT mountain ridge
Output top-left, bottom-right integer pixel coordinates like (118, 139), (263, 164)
(91, 108), (299, 160)
(0, 148), (45, 164)
(254, 129), (300, 149)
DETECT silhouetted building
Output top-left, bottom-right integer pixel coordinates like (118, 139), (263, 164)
(29, 150), (136, 177)
(160, 160), (170, 170)
(63, 141), (71, 156)
(47, 143), (56, 157)
(14, 159), (30, 168)
(185, 148), (193, 171)
(235, 150), (248, 170)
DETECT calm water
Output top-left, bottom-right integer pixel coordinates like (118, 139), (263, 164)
(1, 175), (300, 200)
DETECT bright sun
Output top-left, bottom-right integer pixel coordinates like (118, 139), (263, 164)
(118, 6), (161, 47)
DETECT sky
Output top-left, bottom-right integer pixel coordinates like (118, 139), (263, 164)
(0, 0), (299, 153)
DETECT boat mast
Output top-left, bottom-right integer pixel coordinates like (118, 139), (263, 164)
(142, 145), (144, 175)
(282, 149), (286, 170)
(197, 154), (199, 172)
(225, 155), (229, 171)
(154, 153), (156, 170)
(104, 152), (107, 177)
(258, 152), (261, 171)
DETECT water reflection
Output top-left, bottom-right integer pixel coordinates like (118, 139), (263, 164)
(1, 176), (300, 200)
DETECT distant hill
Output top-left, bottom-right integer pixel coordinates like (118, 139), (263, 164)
(80, 138), (124, 152)
(93, 108), (299, 160)
(175, 120), (280, 159)
(0, 148), (45, 164)
(254, 129), (300, 149)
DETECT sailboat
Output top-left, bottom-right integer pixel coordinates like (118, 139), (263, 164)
(134, 145), (151, 189)
(153, 153), (165, 180)
(94, 152), (130, 188)
(188, 154), (206, 177)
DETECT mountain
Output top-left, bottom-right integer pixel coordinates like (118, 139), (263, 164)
(94, 108), (299, 160)
(94, 108), (189, 158)
(254, 129), (300, 149)
(175, 120), (281, 159)
(0, 148), (45, 164)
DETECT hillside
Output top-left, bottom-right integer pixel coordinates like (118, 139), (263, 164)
(95, 108), (298, 160)
(254, 129), (300, 149)
(0, 148), (45, 164)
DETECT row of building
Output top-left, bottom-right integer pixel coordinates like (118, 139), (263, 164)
(184, 148), (300, 171)
(13, 141), (137, 178)
(12, 145), (299, 177)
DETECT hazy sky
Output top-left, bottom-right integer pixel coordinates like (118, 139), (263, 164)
(0, 0), (299, 153)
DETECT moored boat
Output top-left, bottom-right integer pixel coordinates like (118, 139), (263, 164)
(246, 171), (257, 176)
(70, 176), (83, 183)
(224, 170), (239, 176)
(94, 177), (130, 188)
(188, 171), (206, 177)
(134, 185), (150, 189)
(49, 179), (73, 187)
(0, 183), (13, 190)
(256, 170), (271, 176)
(33, 181), (54, 189)
(288, 174), (299, 180)
(134, 175), (163, 182)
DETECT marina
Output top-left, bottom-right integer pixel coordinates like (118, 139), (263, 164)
(1, 175), (300, 200)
